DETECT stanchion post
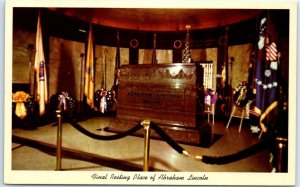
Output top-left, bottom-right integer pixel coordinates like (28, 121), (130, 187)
(276, 137), (288, 172)
(56, 110), (62, 171)
(141, 120), (151, 171)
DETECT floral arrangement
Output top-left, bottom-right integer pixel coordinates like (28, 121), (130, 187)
(58, 91), (70, 111)
(12, 91), (35, 120)
(205, 88), (218, 106)
(94, 89), (113, 113)
(233, 81), (248, 107)
(12, 91), (31, 103)
(56, 91), (77, 119)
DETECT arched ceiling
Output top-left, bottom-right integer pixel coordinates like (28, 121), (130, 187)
(48, 8), (263, 31)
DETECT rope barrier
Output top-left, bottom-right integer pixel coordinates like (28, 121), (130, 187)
(150, 122), (185, 154)
(51, 89), (281, 171)
(66, 118), (272, 165)
(56, 90), (281, 167)
(149, 121), (272, 165)
(200, 139), (268, 164)
(69, 119), (142, 141)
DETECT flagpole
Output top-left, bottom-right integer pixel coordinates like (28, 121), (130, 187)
(151, 33), (157, 65)
(104, 50), (107, 90)
(223, 27), (231, 116)
(28, 44), (35, 95)
(113, 31), (120, 87)
(79, 53), (85, 113)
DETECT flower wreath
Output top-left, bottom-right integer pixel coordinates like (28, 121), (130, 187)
(173, 40), (182, 49)
(233, 81), (248, 107)
(57, 91), (77, 119)
(130, 39), (139, 48)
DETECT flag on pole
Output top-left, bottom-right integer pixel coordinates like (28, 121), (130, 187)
(253, 17), (267, 116)
(253, 16), (280, 132)
(151, 33), (157, 64)
(34, 13), (48, 116)
(111, 31), (121, 100)
(84, 25), (95, 109)
(114, 31), (120, 86)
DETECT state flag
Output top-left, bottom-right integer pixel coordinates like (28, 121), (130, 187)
(34, 13), (48, 116)
(84, 25), (95, 109)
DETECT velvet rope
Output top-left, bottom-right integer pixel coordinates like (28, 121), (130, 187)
(69, 118), (271, 165)
(150, 122), (185, 154)
(150, 121), (272, 165)
(69, 119), (142, 141)
(201, 137), (270, 165)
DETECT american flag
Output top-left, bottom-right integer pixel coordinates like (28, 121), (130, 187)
(266, 42), (278, 61)
(253, 16), (280, 132)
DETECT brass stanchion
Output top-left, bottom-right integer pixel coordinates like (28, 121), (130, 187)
(141, 120), (151, 171)
(56, 110), (62, 171)
(276, 137), (288, 172)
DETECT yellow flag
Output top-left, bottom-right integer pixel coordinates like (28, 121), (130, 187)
(34, 13), (48, 115)
(84, 25), (95, 108)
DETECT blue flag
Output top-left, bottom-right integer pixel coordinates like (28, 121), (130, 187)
(253, 17), (280, 132)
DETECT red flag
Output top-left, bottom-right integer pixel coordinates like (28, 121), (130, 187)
(84, 25), (95, 108)
(34, 13), (48, 115)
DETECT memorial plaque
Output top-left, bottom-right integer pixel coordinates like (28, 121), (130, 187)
(110, 63), (212, 146)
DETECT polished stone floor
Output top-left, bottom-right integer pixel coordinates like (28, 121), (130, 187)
(11, 116), (273, 172)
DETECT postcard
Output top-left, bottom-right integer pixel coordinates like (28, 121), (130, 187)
(4, 0), (297, 185)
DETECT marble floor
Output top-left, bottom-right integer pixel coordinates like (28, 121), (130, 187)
(11, 116), (273, 172)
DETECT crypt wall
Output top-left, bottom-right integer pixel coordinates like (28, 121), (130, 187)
(13, 29), (36, 84)
(13, 28), (253, 101)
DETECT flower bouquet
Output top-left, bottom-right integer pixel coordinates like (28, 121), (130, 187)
(12, 91), (35, 120)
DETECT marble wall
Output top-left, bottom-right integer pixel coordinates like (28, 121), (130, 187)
(13, 29), (36, 84)
(13, 28), (252, 101)
(228, 43), (253, 89)
(95, 45), (129, 91)
(48, 37), (85, 100)
(139, 49), (173, 64)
